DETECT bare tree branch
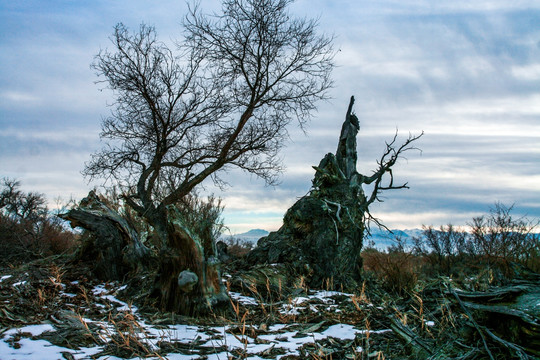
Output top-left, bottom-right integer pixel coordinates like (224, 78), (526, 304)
(363, 131), (424, 207)
(84, 1), (335, 230)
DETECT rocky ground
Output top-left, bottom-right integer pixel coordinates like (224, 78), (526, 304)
(1, 257), (538, 359)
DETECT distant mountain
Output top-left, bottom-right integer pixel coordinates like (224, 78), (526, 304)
(365, 228), (424, 250)
(239, 229), (269, 238)
(221, 228), (424, 249)
(222, 229), (269, 244)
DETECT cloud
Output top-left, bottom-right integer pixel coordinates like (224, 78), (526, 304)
(511, 64), (540, 81)
(1, 150), (93, 207)
(0, 91), (41, 104)
(1, 0), (539, 233)
(367, 209), (481, 230)
(0, 127), (98, 144)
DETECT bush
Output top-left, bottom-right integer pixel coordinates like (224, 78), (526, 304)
(469, 203), (539, 272)
(362, 246), (420, 296)
(413, 203), (540, 277)
(363, 203), (540, 294)
(412, 224), (469, 276)
(223, 237), (254, 258)
(0, 178), (78, 266)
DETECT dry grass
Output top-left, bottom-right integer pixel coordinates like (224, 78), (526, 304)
(362, 249), (421, 295)
(2, 242), (538, 359)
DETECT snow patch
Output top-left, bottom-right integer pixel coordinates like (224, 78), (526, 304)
(4, 324), (55, 337)
(229, 291), (259, 306)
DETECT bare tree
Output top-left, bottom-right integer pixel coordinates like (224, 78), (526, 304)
(1, 178), (77, 265)
(413, 224), (468, 275)
(470, 203), (539, 270)
(0, 178), (47, 222)
(411, 204), (540, 276)
(77, 0), (334, 314)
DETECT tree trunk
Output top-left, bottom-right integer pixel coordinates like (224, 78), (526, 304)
(59, 191), (150, 280)
(63, 192), (229, 315)
(152, 206), (229, 315)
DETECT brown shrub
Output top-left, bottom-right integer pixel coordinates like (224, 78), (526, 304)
(225, 237), (254, 258)
(362, 248), (420, 296)
(0, 178), (78, 266)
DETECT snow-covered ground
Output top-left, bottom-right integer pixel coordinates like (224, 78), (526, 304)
(0, 280), (386, 360)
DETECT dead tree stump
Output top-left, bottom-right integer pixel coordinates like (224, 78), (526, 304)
(246, 97), (367, 290)
(59, 191), (150, 280)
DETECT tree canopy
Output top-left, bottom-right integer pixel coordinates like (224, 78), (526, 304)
(84, 0), (335, 220)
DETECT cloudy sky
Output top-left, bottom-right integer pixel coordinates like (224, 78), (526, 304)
(1, 0), (539, 233)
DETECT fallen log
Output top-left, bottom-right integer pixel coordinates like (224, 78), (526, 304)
(448, 282), (540, 357)
(454, 284), (529, 303)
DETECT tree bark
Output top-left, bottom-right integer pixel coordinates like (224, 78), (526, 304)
(245, 97), (366, 290)
(152, 206), (229, 315)
(60, 191), (150, 280)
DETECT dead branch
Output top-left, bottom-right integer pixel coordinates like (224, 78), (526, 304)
(364, 131), (423, 207)
(389, 315), (433, 358)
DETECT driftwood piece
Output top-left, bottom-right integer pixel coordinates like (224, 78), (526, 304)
(449, 289), (496, 360)
(481, 326), (532, 360)
(462, 302), (539, 328)
(454, 285), (529, 303)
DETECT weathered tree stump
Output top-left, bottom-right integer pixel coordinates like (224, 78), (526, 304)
(246, 97), (367, 290)
(62, 192), (229, 315)
(59, 191), (151, 280)
(246, 97), (422, 291)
